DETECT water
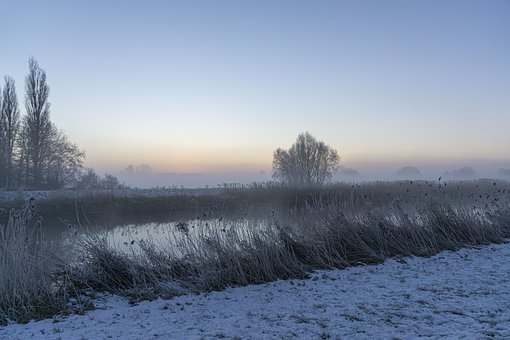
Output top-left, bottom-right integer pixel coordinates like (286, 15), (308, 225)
(54, 211), (279, 260)
(103, 218), (264, 252)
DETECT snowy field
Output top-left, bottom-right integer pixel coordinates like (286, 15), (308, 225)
(2, 242), (509, 339)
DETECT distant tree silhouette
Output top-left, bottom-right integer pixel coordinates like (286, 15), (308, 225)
(76, 169), (121, 190)
(396, 166), (421, 177)
(0, 77), (20, 189)
(444, 166), (476, 178)
(101, 173), (120, 190)
(339, 166), (360, 177)
(272, 132), (340, 187)
(125, 164), (135, 176)
(123, 164), (152, 176)
(76, 168), (101, 189)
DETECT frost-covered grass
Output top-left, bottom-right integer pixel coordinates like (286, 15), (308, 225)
(1, 179), (510, 325)
(3, 242), (510, 339)
(1, 179), (509, 229)
(66, 199), (510, 303)
(0, 201), (68, 325)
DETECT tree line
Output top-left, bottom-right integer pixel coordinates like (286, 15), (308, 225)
(0, 58), (86, 190)
(1, 58), (339, 190)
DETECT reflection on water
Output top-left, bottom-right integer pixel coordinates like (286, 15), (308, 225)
(57, 213), (278, 259)
(108, 218), (267, 253)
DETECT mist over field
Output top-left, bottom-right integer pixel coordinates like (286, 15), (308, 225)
(112, 162), (510, 188)
(115, 169), (270, 188)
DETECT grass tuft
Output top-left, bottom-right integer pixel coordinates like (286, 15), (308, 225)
(0, 200), (68, 325)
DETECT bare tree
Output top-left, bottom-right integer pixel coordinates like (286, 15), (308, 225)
(272, 132), (340, 187)
(76, 169), (121, 190)
(18, 57), (85, 189)
(0, 82), (4, 187)
(24, 57), (53, 188)
(102, 174), (120, 190)
(43, 125), (85, 188)
(76, 168), (101, 189)
(15, 123), (31, 187)
(0, 77), (20, 189)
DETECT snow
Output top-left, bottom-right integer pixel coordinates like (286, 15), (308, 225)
(2, 242), (510, 339)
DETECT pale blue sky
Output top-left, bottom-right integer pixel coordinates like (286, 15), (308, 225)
(1, 0), (509, 185)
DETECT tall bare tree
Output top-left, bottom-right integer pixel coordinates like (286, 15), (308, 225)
(272, 132), (340, 187)
(15, 122), (31, 187)
(0, 82), (4, 187)
(24, 57), (52, 188)
(16, 57), (85, 189)
(0, 77), (20, 189)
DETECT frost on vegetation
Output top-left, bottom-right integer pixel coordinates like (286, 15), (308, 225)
(0, 200), (67, 325)
(2, 242), (510, 339)
(65, 187), (510, 307)
(2, 180), (510, 326)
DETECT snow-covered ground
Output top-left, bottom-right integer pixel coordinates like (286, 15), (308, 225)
(2, 243), (509, 339)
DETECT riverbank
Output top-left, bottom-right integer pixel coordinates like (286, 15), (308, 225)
(2, 241), (509, 339)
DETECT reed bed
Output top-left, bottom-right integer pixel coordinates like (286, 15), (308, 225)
(66, 182), (510, 304)
(1, 179), (510, 324)
(0, 200), (68, 325)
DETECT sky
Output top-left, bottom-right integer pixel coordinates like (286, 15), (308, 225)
(1, 0), (510, 187)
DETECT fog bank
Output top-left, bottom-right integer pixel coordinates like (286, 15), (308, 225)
(111, 161), (510, 189)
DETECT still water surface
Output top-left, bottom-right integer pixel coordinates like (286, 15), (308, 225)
(52, 208), (282, 258)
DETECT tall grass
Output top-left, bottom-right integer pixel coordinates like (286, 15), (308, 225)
(67, 194), (510, 304)
(0, 200), (68, 325)
(2, 180), (510, 323)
